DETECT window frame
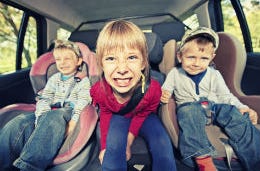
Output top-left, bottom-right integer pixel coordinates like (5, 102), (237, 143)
(210, 0), (253, 52)
(230, 0), (253, 52)
(0, 0), (47, 71)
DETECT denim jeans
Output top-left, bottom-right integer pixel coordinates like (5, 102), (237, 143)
(177, 98), (260, 171)
(102, 114), (177, 171)
(0, 108), (72, 171)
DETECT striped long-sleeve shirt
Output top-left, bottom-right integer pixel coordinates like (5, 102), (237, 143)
(35, 72), (91, 124)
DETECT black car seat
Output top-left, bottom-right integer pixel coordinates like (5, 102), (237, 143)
(0, 42), (99, 171)
(69, 29), (100, 52)
(126, 32), (166, 171)
(152, 21), (185, 75)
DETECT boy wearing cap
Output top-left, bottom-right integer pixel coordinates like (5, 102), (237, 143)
(161, 27), (260, 171)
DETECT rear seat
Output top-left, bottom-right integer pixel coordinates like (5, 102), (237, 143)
(69, 29), (100, 52)
(128, 32), (165, 170)
(145, 32), (165, 85)
(152, 22), (185, 75)
(151, 21), (186, 148)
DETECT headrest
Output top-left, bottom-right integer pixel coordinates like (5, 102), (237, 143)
(30, 52), (56, 77)
(30, 52), (57, 93)
(69, 29), (100, 51)
(152, 22), (185, 44)
(144, 32), (163, 65)
(76, 42), (99, 78)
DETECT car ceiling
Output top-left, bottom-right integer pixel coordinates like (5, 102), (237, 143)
(11, 0), (207, 30)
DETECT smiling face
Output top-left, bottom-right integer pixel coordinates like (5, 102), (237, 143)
(102, 47), (145, 95)
(53, 48), (83, 76)
(96, 20), (149, 99)
(178, 39), (215, 75)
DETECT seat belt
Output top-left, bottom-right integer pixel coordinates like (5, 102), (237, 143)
(51, 74), (81, 108)
(114, 79), (150, 116)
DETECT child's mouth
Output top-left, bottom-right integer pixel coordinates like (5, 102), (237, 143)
(114, 78), (132, 87)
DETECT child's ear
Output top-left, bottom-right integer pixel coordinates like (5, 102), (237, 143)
(141, 60), (146, 70)
(176, 52), (182, 63)
(211, 53), (216, 61)
(141, 64), (145, 70)
(77, 57), (83, 66)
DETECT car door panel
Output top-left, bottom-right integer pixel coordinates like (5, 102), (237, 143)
(242, 53), (260, 95)
(0, 69), (35, 108)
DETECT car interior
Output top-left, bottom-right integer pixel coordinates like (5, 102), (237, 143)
(0, 0), (260, 171)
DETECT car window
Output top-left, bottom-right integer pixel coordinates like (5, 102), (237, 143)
(0, 2), (37, 74)
(242, 1), (260, 52)
(57, 27), (71, 40)
(22, 17), (37, 70)
(221, 0), (260, 52)
(183, 14), (199, 29)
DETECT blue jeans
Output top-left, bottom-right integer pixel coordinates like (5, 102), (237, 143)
(102, 114), (177, 171)
(0, 108), (72, 171)
(177, 99), (260, 171)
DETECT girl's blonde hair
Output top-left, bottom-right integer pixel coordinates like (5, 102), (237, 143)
(96, 20), (149, 80)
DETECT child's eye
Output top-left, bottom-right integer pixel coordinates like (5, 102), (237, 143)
(128, 55), (137, 60)
(201, 57), (210, 61)
(186, 56), (195, 59)
(104, 56), (115, 61)
(64, 57), (71, 60)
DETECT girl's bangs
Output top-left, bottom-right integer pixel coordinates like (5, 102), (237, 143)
(103, 31), (144, 55)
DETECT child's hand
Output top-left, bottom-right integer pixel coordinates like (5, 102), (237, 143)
(126, 132), (135, 161)
(99, 149), (106, 164)
(126, 144), (131, 161)
(160, 89), (171, 104)
(240, 108), (258, 125)
(66, 120), (77, 136)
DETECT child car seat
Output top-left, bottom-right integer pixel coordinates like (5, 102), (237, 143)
(0, 42), (99, 170)
(214, 32), (260, 117)
(154, 23), (260, 170)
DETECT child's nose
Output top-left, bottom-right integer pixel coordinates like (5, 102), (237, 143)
(193, 59), (200, 66)
(117, 61), (128, 74)
(61, 58), (65, 64)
